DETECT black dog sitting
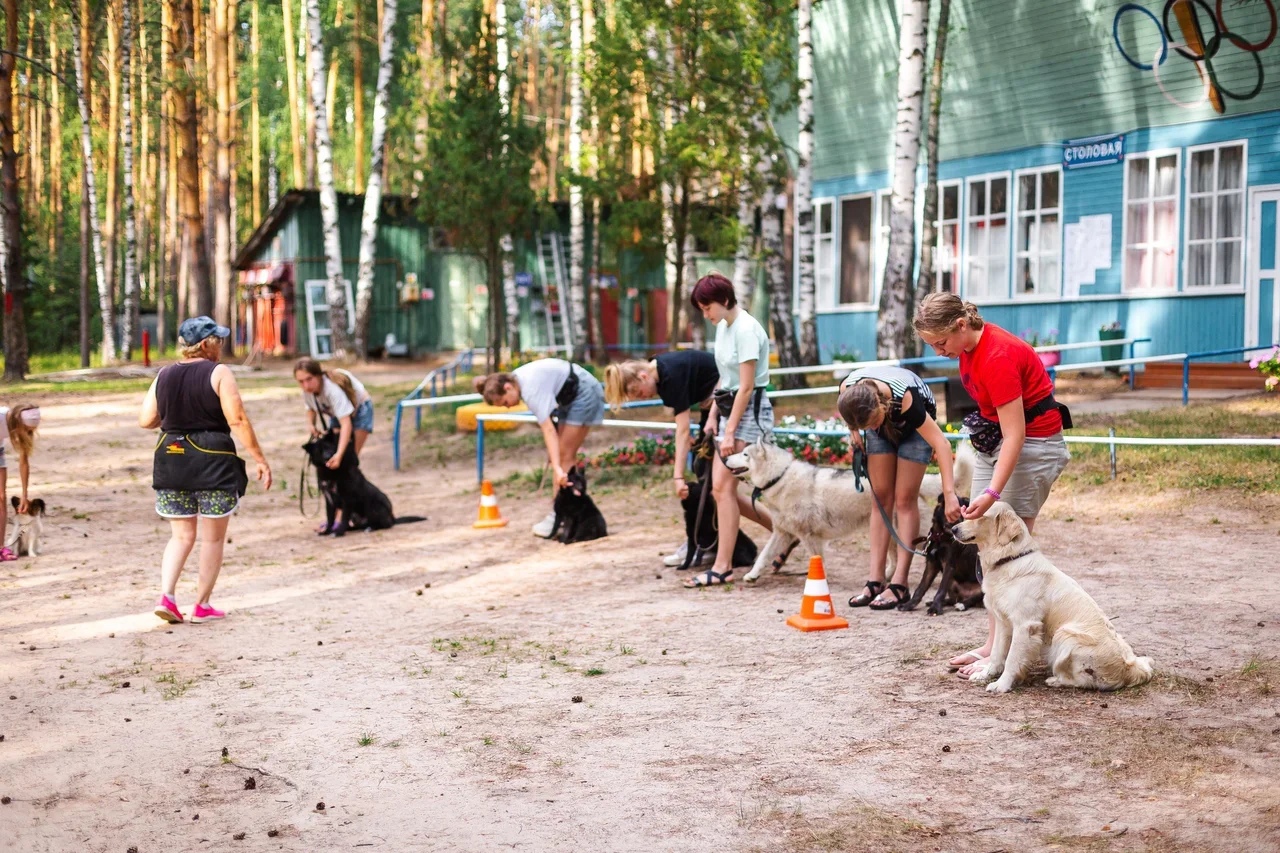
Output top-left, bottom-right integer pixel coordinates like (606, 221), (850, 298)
(303, 432), (418, 536)
(549, 465), (607, 544)
(900, 494), (984, 615)
(678, 480), (759, 569)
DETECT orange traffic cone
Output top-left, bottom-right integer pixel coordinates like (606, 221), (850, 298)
(473, 480), (509, 529)
(786, 556), (849, 632)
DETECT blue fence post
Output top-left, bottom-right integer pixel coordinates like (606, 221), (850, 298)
(1182, 357), (1191, 406)
(393, 402), (404, 471)
(476, 420), (486, 484)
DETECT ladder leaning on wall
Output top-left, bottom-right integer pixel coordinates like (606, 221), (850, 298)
(533, 231), (574, 358)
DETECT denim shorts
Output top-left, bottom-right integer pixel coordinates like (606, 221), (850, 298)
(559, 374), (605, 426)
(328, 399), (375, 433)
(865, 428), (934, 465)
(155, 489), (238, 519)
(717, 392), (774, 445)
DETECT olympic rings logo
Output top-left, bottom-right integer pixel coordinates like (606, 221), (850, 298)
(1112, 0), (1276, 110)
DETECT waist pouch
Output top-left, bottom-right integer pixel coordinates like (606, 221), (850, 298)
(962, 394), (1072, 455)
(556, 366), (582, 409)
(713, 387), (765, 429)
(153, 430), (249, 496)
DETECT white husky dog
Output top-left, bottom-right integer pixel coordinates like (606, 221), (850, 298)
(722, 440), (974, 583)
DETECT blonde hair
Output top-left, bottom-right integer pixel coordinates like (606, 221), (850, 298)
(913, 292), (985, 336)
(7, 404), (38, 459)
(471, 372), (518, 405)
(294, 357), (357, 406)
(179, 336), (221, 360)
(837, 380), (900, 442)
(602, 360), (649, 409)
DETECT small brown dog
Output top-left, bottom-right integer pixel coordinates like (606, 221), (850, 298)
(8, 496), (46, 557)
(900, 495), (983, 615)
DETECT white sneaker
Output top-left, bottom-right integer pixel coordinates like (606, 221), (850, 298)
(532, 512), (556, 538)
(663, 541), (715, 567)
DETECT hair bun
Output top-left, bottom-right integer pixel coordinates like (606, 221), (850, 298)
(471, 375), (487, 394)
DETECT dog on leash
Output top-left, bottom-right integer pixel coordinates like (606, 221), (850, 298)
(8, 496), (45, 557)
(549, 465), (607, 544)
(678, 479), (759, 569)
(722, 440), (974, 584)
(899, 494), (983, 615)
(304, 433), (424, 536)
(952, 502), (1154, 693)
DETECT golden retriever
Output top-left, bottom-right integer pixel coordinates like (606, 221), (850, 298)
(952, 502), (1154, 693)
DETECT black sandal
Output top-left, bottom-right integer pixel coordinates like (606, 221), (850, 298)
(849, 580), (885, 608)
(869, 583), (909, 610)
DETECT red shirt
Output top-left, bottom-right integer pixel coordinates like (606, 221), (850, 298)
(959, 323), (1062, 437)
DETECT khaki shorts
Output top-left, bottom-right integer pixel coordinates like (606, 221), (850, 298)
(972, 434), (1069, 520)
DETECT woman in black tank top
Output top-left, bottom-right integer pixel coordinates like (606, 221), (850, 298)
(139, 316), (272, 625)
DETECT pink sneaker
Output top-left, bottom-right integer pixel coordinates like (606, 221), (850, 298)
(190, 603), (226, 624)
(154, 595), (184, 624)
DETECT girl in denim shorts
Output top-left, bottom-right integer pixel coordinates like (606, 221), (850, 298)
(837, 366), (963, 610)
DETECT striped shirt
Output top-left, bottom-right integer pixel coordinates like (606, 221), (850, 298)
(841, 365), (936, 435)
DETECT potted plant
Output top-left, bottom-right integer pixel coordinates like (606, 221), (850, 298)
(1099, 321), (1125, 373)
(1249, 346), (1280, 391)
(1022, 329), (1060, 368)
(829, 345), (862, 380)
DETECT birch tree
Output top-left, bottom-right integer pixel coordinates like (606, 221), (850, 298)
(914, 0), (951, 311)
(71, 5), (117, 362)
(212, 0), (235, 338)
(567, 0), (587, 360)
(172, 0), (213, 318)
(354, 0), (398, 357)
(794, 0), (817, 364)
(496, 0), (519, 355)
(306, 0), (353, 357)
(281, 0), (304, 187)
(877, 0), (929, 359)
(120, 0), (139, 359)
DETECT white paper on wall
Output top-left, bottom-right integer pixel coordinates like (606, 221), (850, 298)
(1064, 213), (1112, 297)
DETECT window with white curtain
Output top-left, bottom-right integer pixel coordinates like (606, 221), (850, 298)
(937, 182), (961, 293)
(814, 199), (835, 308)
(1186, 141), (1246, 288)
(1014, 167), (1061, 296)
(964, 174), (1010, 300)
(1123, 151), (1180, 291)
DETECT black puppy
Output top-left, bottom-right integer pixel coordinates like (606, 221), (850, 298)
(548, 465), (607, 544)
(678, 480), (759, 569)
(900, 494), (984, 615)
(303, 432), (407, 536)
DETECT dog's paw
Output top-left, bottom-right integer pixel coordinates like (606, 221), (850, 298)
(898, 600), (917, 612)
(954, 603), (967, 611)
(926, 603), (942, 616)
(741, 571), (761, 584)
(1044, 676), (1063, 688)
(986, 679), (1014, 694)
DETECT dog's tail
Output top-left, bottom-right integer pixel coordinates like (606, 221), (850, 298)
(393, 516), (429, 526)
(953, 441), (976, 500)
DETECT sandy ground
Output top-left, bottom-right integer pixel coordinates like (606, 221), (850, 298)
(2, 375), (1279, 853)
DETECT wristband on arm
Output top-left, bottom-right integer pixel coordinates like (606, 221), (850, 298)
(983, 487), (1001, 501)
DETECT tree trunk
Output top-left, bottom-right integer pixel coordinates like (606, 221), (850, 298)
(353, 1), (365, 189)
(250, 0), (261, 225)
(173, 0), (213, 317)
(105, 0), (121, 320)
(48, 1), (64, 259)
(212, 0), (234, 337)
(666, 177), (691, 347)
(307, 0), (352, 358)
(120, 0), (139, 359)
(732, 156), (756, 308)
(566, 0), (587, 360)
(72, 6), (118, 361)
(281, 0), (304, 188)
(877, 0), (930, 359)
(583, 0), (605, 364)
(79, 0), (94, 365)
(159, 0), (174, 348)
(354, 0), (397, 359)
(794, 0), (817, 364)
(0, 0), (28, 380)
(302, 0), (315, 185)
(495, 0), (519, 355)
(914, 0), (951, 313)
(325, 0), (343, 170)
(763, 184), (801, 388)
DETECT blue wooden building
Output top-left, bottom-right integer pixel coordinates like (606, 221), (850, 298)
(806, 0), (1280, 363)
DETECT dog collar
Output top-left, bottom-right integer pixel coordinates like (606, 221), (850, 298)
(990, 548), (1038, 569)
(750, 469), (788, 512)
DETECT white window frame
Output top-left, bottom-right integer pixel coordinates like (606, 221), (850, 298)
(304, 278), (355, 360)
(1183, 139), (1248, 293)
(963, 171), (1013, 302)
(935, 179), (963, 294)
(873, 188), (892, 304)
(1121, 148), (1181, 293)
(813, 197), (837, 310)
(1013, 165), (1063, 298)
(821, 192), (878, 311)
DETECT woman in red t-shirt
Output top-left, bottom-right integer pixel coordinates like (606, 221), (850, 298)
(914, 294), (1070, 678)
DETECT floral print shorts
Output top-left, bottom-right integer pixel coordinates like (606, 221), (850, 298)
(155, 489), (238, 519)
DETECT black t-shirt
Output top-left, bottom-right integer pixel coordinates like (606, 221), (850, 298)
(655, 350), (719, 416)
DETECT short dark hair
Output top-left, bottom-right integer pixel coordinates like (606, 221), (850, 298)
(690, 272), (736, 310)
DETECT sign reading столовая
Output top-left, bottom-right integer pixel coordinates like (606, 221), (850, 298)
(1063, 133), (1125, 170)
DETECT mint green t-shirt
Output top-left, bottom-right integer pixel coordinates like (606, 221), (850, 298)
(713, 311), (770, 391)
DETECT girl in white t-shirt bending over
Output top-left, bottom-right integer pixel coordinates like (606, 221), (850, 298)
(293, 358), (375, 469)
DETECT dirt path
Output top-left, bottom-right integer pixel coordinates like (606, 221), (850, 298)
(1, 380), (1278, 852)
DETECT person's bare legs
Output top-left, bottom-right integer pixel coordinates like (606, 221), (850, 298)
(691, 440), (744, 584)
(354, 428), (371, 455)
(161, 517), (198, 599)
(955, 514), (1037, 676)
(193, 515), (232, 606)
(855, 453), (896, 604)
(0, 468), (8, 555)
(880, 458), (926, 605)
(734, 493), (773, 530)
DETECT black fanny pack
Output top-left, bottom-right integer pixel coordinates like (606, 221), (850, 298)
(962, 394), (1072, 455)
(556, 366), (582, 409)
(713, 387), (766, 428)
(153, 430), (249, 497)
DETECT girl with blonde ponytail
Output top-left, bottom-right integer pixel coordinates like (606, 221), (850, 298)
(0, 403), (42, 561)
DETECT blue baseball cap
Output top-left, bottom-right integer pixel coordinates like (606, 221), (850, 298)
(178, 315), (231, 345)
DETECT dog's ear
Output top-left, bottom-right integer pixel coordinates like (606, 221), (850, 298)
(994, 504), (1023, 547)
(30, 499), (45, 516)
(9, 496), (17, 510)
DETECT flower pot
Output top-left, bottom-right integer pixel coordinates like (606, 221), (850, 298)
(1099, 328), (1125, 374)
(1038, 351), (1061, 369)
